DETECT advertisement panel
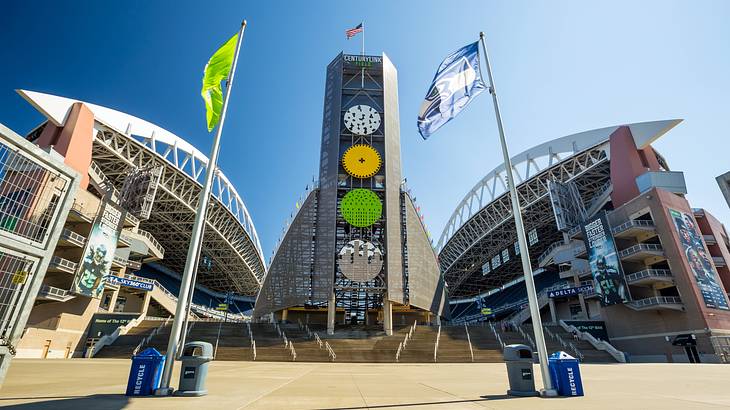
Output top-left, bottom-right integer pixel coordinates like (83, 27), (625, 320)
(548, 284), (594, 299)
(669, 208), (729, 310)
(564, 320), (610, 341)
(581, 213), (630, 306)
(105, 275), (154, 291)
(71, 199), (126, 298)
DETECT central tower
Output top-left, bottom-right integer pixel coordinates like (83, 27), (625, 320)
(254, 53), (447, 335)
(316, 53), (404, 334)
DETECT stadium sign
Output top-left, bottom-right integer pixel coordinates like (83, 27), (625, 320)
(548, 285), (593, 298)
(105, 275), (154, 291)
(343, 55), (382, 68)
(581, 212), (630, 306)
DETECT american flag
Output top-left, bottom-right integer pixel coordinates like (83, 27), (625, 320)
(346, 23), (363, 39)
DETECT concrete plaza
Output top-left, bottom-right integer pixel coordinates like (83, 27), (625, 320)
(1, 359), (729, 409)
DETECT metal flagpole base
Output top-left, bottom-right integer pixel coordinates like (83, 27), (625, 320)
(154, 387), (175, 396)
(540, 388), (558, 398)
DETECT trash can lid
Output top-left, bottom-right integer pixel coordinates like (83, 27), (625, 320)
(503, 344), (533, 360)
(136, 347), (163, 357)
(549, 351), (575, 360)
(182, 341), (214, 357)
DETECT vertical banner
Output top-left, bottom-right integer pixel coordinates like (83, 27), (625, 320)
(72, 199), (126, 299)
(581, 213), (630, 306)
(669, 209), (729, 310)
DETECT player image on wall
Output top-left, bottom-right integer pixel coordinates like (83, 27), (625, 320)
(71, 199), (126, 299)
(669, 209), (729, 310)
(581, 212), (630, 306)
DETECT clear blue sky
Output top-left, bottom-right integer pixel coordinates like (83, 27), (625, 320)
(3, 1), (730, 260)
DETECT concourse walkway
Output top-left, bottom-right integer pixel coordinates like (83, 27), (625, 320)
(1, 359), (729, 409)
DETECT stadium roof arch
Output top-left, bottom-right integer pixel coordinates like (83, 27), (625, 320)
(18, 90), (266, 295)
(437, 119), (681, 298)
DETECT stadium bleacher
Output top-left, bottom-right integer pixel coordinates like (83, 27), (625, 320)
(450, 270), (563, 322)
(132, 264), (254, 314)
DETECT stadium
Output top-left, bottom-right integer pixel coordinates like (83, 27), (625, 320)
(0, 41), (729, 410)
(441, 120), (730, 363)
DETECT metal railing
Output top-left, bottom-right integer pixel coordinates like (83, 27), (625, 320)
(396, 320), (417, 362)
(324, 341), (336, 362)
(49, 255), (77, 273)
(37, 285), (74, 301)
(625, 269), (673, 283)
(488, 322), (505, 350)
(544, 326), (584, 361)
(612, 219), (655, 235)
(60, 228), (85, 246)
(619, 243), (663, 258)
(628, 296), (683, 308)
(464, 324), (474, 362)
(433, 325), (441, 363)
(252, 340), (257, 361)
(120, 228), (166, 258)
(538, 241), (566, 266)
(516, 325), (535, 350)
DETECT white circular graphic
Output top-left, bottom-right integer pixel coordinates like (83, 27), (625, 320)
(337, 239), (383, 282)
(343, 104), (381, 135)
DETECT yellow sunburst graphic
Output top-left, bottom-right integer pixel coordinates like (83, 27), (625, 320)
(342, 144), (381, 179)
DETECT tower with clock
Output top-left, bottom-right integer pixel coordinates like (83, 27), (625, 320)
(254, 53), (448, 335)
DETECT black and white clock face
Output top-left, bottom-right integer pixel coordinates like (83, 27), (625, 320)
(343, 104), (381, 135)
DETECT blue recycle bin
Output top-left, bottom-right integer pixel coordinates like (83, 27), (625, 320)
(548, 351), (584, 397)
(126, 347), (166, 396)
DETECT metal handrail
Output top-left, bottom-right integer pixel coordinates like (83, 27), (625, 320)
(324, 341), (336, 361)
(517, 325), (535, 350)
(629, 296), (683, 307)
(50, 255), (77, 271)
(252, 340), (257, 361)
(314, 333), (323, 348)
(613, 219), (655, 234)
(625, 269), (673, 283)
(619, 243), (663, 257)
(289, 341), (297, 361)
(538, 241), (566, 265)
(464, 324), (474, 362)
(488, 322), (505, 350)
(433, 325), (441, 363)
(61, 228), (85, 244)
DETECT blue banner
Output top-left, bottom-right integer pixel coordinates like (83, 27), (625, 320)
(548, 285), (594, 298)
(105, 275), (154, 291)
(417, 42), (487, 139)
(581, 212), (630, 306)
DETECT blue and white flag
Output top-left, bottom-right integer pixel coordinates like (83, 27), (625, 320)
(417, 42), (487, 139)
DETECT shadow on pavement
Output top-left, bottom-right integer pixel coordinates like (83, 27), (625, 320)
(0, 394), (130, 410)
(317, 394), (513, 409)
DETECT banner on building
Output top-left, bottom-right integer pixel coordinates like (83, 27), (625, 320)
(669, 209), (729, 310)
(104, 275), (154, 291)
(564, 320), (610, 341)
(548, 284), (594, 298)
(71, 199), (126, 299)
(581, 213), (630, 306)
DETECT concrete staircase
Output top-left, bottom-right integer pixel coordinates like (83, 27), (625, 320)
(523, 323), (617, 363)
(321, 325), (408, 363)
(94, 319), (169, 358)
(436, 326), (473, 362)
(458, 326), (505, 363)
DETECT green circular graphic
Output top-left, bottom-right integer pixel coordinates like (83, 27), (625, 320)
(340, 189), (382, 227)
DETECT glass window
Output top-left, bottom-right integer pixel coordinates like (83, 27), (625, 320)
(481, 262), (490, 275)
(514, 241), (520, 255)
(502, 248), (510, 263)
(338, 174), (348, 187)
(491, 254), (501, 269)
(528, 228), (538, 246)
(374, 175), (385, 189)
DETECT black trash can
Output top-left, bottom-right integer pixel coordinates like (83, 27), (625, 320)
(503, 344), (539, 397)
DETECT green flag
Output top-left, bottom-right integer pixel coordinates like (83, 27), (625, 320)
(201, 33), (239, 132)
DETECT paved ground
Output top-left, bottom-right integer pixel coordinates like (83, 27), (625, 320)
(1, 359), (729, 409)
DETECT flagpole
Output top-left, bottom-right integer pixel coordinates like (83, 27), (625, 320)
(156, 20), (247, 395)
(361, 21), (365, 88)
(478, 31), (556, 397)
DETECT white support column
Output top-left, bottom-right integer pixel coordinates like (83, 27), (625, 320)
(327, 292), (336, 335)
(383, 300), (393, 336)
(548, 298), (557, 324)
